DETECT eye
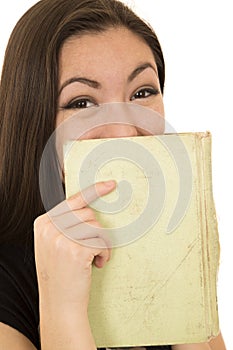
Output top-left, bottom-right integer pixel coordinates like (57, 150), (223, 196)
(61, 97), (97, 110)
(131, 87), (160, 101)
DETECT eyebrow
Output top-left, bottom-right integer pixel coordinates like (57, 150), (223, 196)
(59, 77), (100, 95)
(59, 62), (158, 95)
(127, 62), (158, 83)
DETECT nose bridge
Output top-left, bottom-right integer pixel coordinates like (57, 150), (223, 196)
(96, 102), (140, 138)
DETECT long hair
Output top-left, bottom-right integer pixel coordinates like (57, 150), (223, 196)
(0, 0), (165, 243)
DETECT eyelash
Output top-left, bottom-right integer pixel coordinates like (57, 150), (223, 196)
(131, 87), (160, 101)
(61, 87), (160, 110)
(62, 98), (95, 110)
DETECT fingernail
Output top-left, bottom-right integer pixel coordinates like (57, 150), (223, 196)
(104, 180), (116, 188)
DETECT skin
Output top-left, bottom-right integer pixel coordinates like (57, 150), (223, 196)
(0, 27), (226, 350)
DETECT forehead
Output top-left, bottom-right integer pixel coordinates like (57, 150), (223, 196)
(59, 27), (156, 80)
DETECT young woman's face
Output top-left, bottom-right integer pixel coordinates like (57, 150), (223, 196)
(56, 26), (165, 138)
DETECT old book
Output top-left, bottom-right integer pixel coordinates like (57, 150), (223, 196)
(64, 132), (220, 347)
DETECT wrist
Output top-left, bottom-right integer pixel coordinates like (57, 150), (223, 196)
(39, 289), (89, 314)
(40, 298), (89, 323)
(40, 304), (95, 350)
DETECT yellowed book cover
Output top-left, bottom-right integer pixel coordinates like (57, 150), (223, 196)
(64, 132), (220, 347)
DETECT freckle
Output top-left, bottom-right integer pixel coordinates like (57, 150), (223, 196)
(41, 270), (50, 281)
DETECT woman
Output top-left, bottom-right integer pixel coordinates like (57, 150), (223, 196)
(0, 0), (226, 349)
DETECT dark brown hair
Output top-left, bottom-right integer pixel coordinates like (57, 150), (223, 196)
(0, 0), (165, 243)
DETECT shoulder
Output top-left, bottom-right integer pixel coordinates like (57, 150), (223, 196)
(0, 322), (37, 350)
(0, 241), (40, 349)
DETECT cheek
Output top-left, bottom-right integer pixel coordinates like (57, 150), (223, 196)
(56, 110), (74, 128)
(132, 96), (165, 119)
(56, 111), (64, 128)
(135, 97), (165, 135)
(151, 96), (165, 118)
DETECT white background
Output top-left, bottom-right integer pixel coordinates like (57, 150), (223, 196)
(0, 1), (232, 348)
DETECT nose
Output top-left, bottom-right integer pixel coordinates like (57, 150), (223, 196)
(96, 123), (140, 139)
(80, 123), (141, 140)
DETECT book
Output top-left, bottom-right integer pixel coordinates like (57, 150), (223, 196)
(64, 132), (220, 347)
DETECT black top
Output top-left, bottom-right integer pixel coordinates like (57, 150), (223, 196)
(0, 242), (40, 348)
(0, 241), (171, 350)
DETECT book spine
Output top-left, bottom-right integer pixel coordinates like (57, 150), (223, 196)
(197, 132), (220, 338)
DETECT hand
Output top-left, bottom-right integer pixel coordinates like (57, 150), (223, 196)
(34, 180), (116, 312)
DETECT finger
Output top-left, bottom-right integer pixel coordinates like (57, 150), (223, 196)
(49, 207), (96, 230)
(71, 180), (116, 208)
(63, 221), (112, 249)
(83, 237), (111, 268)
(94, 254), (109, 268)
(49, 180), (116, 217)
